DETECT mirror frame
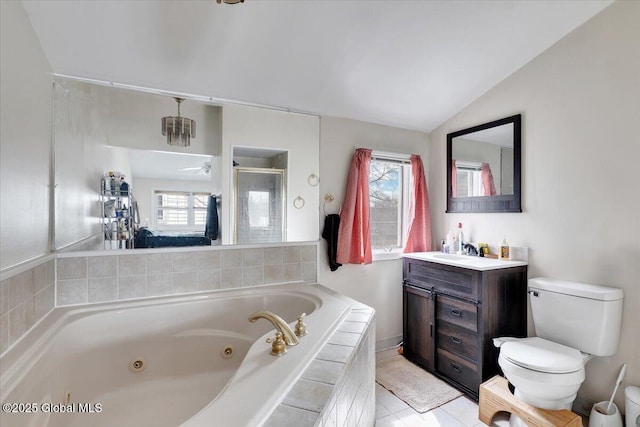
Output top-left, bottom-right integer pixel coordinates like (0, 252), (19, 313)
(446, 114), (522, 213)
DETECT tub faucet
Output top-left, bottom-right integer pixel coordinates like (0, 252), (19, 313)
(248, 311), (300, 347)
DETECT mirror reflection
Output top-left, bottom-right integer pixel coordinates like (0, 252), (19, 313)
(451, 123), (514, 197)
(232, 147), (288, 244)
(53, 77), (319, 251)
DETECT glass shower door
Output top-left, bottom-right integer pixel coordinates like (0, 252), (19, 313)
(234, 168), (285, 244)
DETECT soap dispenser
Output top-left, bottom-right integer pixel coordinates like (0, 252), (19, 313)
(446, 231), (454, 254)
(498, 236), (510, 260)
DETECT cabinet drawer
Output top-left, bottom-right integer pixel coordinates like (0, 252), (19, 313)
(404, 258), (478, 299)
(437, 322), (478, 362)
(436, 295), (477, 332)
(437, 349), (479, 393)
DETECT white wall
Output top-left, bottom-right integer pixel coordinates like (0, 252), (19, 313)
(0, 2), (53, 270)
(221, 105), (320, 244)
(429, 1), (639, 409)
(318, 117), (429, 348)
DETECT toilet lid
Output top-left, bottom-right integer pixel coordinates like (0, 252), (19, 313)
(501, 337), (584, 374)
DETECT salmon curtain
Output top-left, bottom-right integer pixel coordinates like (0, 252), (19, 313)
(481, 162), (497, 196)
(336, 148), (373, 265)
(404, 155), (432, 253)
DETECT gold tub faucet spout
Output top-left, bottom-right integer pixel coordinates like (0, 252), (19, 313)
(248, 311), (300, 346)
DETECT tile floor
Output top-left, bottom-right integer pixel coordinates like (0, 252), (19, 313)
(374, 349), (511, 427)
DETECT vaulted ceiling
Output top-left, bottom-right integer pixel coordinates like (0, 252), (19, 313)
(22, 0), (612, 131)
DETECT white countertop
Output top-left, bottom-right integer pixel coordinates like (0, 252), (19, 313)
(402, 251), (528, 271)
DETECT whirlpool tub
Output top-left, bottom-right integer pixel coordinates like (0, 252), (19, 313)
(0, 283), (351, 426)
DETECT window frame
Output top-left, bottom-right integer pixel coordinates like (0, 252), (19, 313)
(455, 161), (483, 198)
(368, 152), (413, 261)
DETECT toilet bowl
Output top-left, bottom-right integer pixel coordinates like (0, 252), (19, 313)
(498, 337), (587, 409)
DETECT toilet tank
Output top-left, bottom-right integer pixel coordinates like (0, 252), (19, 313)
(528, 277), (623, 356)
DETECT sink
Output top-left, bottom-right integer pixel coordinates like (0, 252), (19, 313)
(432, 254), (469, 261)
(403, 251), (527, 271)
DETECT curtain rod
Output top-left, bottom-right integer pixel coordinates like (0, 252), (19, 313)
(371, 150), (412, 164)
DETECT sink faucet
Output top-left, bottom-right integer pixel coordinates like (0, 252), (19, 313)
(248, 311), (300, 347)
(463, 243), (480, 256)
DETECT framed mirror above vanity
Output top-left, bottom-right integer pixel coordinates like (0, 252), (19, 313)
(446, 114), (522, 213)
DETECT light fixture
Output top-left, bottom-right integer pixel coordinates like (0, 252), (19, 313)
(216, 0), (244, 4)
(162, 98), (196, 147)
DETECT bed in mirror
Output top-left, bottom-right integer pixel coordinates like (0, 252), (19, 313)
(53, 76), (320, 251)
(446, 114), (522, 213)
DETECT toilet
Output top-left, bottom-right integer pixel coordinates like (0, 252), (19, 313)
(495, 277), (624, 427)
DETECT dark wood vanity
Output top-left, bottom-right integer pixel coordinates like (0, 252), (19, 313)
(402, 254), (527, 399)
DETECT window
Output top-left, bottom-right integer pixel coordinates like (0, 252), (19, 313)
(455, 162), (482, 197)
(369, 156), (411, 251)
(155, 191), (210, 230)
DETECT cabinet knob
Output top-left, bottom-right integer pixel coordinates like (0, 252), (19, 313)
(451, 336), (462, 344)
(450, 309), (462, 317)
(450, 362), (462, 373)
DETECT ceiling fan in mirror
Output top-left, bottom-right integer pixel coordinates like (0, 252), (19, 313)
(178, 161), (211, 175)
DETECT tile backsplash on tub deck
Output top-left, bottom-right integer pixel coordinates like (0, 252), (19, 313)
(0, 259), (55, 354)
(265, 302), (376, 427)
(55, 244), (318, 306)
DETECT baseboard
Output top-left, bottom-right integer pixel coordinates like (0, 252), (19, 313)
(376, 335), (402, 352)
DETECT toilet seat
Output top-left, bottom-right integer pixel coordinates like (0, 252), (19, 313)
(500, 337), (584, 374)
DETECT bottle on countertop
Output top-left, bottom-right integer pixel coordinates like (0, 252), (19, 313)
(446, 230), (454, 254)
(498, 236), (510, 260)
(457, 222), (464, 254)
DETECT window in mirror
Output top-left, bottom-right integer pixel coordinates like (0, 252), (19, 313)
(155, 191), (210, 230)
(369, 157), (411, 250)
(455, 162), (483, 197)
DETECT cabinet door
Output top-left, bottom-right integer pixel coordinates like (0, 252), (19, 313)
(403, 284), (434, 371)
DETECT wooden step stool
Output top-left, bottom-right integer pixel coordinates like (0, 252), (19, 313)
(478, 376), (582, 427)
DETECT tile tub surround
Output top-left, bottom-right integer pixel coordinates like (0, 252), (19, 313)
(55, 244), (318, 306)
(265, 303), (376, 427)
(0, 259), (55, 354)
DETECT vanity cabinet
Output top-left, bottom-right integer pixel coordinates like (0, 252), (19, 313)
(402, 255), (527, 399)
(403, 284), (435, 371)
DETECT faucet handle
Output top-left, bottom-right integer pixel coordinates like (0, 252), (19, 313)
(295, 313), (307, 337)
(267, 332), (287, 356)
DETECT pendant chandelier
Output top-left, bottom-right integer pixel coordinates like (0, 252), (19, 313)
(162, 98), (196, 147)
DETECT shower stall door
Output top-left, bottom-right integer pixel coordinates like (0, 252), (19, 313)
(233, 168), (286, 244)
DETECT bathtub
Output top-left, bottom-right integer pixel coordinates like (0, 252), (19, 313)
(0, 283), (351, 427)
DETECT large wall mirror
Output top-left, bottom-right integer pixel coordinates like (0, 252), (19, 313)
(446, 114), (521, 213)
(53, 77), (320, 251)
